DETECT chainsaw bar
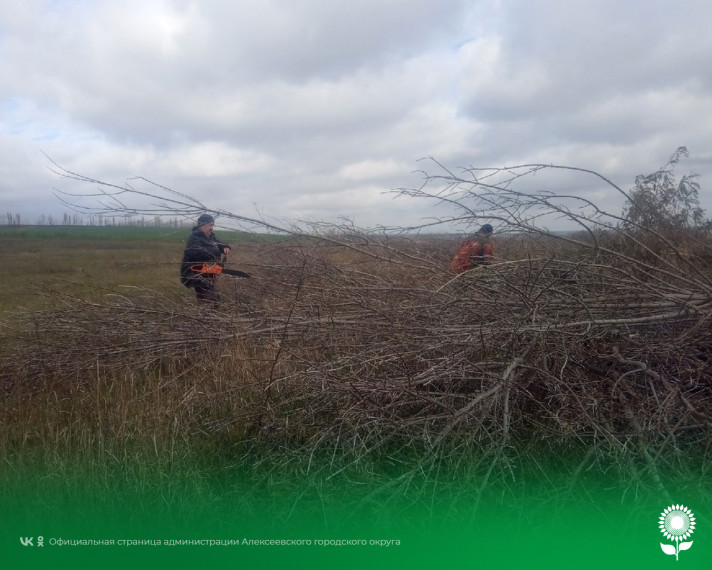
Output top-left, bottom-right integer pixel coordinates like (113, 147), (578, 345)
(190, 263), (252, 279)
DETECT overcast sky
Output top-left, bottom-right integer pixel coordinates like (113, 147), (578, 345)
(1, 0), (711, 230)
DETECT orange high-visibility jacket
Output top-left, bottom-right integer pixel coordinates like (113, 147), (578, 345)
(450, 240), (493, 273)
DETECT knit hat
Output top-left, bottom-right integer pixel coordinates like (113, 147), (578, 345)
(476, 224), (493, 235)
(197, 214), (215, 226)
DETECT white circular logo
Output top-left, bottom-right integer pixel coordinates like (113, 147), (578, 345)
(659, 505), (696, 560)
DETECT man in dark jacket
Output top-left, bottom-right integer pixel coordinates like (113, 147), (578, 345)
(180, 214), (231, 304)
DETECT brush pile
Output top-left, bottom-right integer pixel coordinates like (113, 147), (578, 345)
(4, 157), (712, 495)
(4, 230), (711, 495)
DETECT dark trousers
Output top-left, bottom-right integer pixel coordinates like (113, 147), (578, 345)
(194, 278), (220, 305)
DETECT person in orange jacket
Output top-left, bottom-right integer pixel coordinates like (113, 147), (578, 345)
(450, 224), (494, 273)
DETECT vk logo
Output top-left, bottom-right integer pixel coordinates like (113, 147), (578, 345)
(20, 537), (34, 546)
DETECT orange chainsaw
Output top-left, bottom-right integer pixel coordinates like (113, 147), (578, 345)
(189, 262), (251, 279)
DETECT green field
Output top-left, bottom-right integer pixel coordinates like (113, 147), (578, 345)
(0, 224), (265, 242)
(0, 225), (272, 313)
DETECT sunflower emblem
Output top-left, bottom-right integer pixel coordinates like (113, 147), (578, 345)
(659, 505), (695, 560)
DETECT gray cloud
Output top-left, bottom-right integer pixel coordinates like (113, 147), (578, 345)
(0, 0), (710, 228)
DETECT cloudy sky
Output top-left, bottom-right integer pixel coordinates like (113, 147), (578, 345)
(1, 0), (711, 230)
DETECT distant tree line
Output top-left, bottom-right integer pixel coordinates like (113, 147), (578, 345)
(2, 212), (193, 228)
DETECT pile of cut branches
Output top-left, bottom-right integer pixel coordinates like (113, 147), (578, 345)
(3, 157), (711, 498)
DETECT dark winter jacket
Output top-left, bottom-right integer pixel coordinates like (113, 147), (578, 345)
(180, 227), (231, 288)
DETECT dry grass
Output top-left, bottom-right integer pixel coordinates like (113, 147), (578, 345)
(0, 237), (179, 314)
(2, 229), (711, 512)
